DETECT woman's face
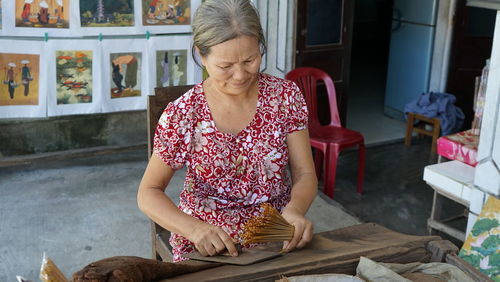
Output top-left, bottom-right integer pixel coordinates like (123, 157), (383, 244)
(201, 35), (262, 96)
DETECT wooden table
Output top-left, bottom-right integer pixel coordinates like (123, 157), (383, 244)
(164, 223), (443, 281)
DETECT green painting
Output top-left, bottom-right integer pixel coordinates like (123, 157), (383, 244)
(80, 0), (134, 27)
(459, 196), (500, 281)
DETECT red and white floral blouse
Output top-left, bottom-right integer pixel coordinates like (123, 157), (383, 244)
(153, 73), (308, 262)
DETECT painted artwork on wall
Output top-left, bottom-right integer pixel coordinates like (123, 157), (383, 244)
(80, 0), (134, 27)
(459, 196), (500, 281)
(142, 0), (190, 26)
(15, 0), (69, 28)
(56, 50), (93, 104)
(155, 49), (187, 87)
(0, 0), (3, 30)
(0, 53), (39, 106)
(110, 52), (142, 98)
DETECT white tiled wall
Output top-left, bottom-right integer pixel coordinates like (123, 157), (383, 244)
(474, 11), (500, 197)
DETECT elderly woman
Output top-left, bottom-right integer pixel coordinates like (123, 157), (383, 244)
(138, 0), (317, 262)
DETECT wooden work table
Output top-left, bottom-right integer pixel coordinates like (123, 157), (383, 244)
(164, 223), (443, 281)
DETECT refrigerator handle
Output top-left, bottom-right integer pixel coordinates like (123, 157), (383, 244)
(392, 8), (402, 32)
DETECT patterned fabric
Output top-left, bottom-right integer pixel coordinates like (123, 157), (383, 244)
(153, 73), (308, 262)
(459, 196), (500, 281)
(437, 129), (479, 167)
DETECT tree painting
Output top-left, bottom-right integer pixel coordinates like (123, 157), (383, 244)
(0, 53), (40, 106)
(459, 196), (500, 281)
(142, 0), (190, 26)
(80, 0), (134, 27)
(15, 0), (69, 28)
(56, 51), (93, 104)
(110, 52), (141, 99)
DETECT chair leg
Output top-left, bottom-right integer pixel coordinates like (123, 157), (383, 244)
(324, 145), (340, 199)
(313, 148), (323, 180)
(357, 143), (366, 195)
(405, 113), (415, 146)
(431, 119), (440, 154)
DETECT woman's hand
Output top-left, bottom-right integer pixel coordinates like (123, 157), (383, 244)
(188, 221), (239, 257)
(281, 205), (313, 252)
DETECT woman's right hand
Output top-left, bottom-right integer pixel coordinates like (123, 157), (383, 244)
(188, 221), (239, 257)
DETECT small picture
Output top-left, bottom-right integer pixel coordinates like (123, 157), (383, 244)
(0, 53), (40, 106)
(156, 50), (187, 87)
(110, 52), (142, 98)
(143, 0), (190, 26)
(80, 0), (134, 27)
(56, 50), (93, 104)
(16, 0), (69, 28)
(0, 0), (3, 29)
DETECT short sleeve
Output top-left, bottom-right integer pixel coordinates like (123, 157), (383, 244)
(284, 81), (309, 134)
(153, 102), (189, 170)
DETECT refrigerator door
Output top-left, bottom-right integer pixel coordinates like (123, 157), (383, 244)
(384, 21), (435, 118)
(393, 0), (438, 25)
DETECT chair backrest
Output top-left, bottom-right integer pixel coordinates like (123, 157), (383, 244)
(147, 85), (194, 159)
(147, 84), (194, 261)
(285, 67), (341, 127)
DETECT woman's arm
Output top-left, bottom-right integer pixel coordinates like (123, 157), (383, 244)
(137, 154), (238, 257)
(282, 129), (318, 252)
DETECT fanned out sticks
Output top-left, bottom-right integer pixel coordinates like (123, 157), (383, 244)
(241, 203), (295, 245)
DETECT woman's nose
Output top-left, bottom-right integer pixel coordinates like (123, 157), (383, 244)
(232, 65), (246, 81)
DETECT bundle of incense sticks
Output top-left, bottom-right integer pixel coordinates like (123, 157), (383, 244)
(241, 203), (294, 245)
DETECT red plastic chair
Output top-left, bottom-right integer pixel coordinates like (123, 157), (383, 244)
(286, 67), (365, 198)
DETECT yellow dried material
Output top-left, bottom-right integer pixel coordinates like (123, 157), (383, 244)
(241, 203), (294, 245)
(40, 254), (69, 282)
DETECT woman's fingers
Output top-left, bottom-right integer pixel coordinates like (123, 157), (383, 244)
(194, 225), (237, 257)
(283, 222), (304, 252)
(297, 221), (313, 248)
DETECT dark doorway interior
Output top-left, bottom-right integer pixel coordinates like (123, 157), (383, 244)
(347, 0), (407, 145)
(446, 0), (496, 129)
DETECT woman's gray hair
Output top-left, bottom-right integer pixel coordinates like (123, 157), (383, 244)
(191, 0), (266, 65)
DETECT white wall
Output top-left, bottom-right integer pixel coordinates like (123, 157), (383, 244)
(474, 11), (500, 197)
(429, 0), (457, 92)
(254, 0), (295, 78)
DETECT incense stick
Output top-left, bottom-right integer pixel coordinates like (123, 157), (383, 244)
(241, 203), (294, 245)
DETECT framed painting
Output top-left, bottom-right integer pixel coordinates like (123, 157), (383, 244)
(155, 49), (187, 87)
(101, 38), (148, 112)
(47, 39), (101, 116)
(1, 0), (72, 36)
(0, 40), (47, 118)
(146, 35), (198, 96)
(0, 0), (3, 31)
(76, 0), (141, 35)
(139, 0), (200, 34)
(15, 0), (69, 28)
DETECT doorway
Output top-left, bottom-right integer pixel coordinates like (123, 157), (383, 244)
(346, 0), (407, 145)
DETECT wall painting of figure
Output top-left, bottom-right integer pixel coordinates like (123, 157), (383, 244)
(143, 0), (190, 26)
(16, 0), (69, 28)
(56, 50), (93, 104)
(80, 0), (134, 27)
(156, 50), (187, 87)
(110, 52), (141, 98)
(0, 53), (39, 106)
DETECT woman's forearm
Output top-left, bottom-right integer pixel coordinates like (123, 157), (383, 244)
(286, 171), (317, 215)
(137, 185), (204, 241)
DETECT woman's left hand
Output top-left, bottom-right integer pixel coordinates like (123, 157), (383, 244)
(280, 206), (313, 252)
